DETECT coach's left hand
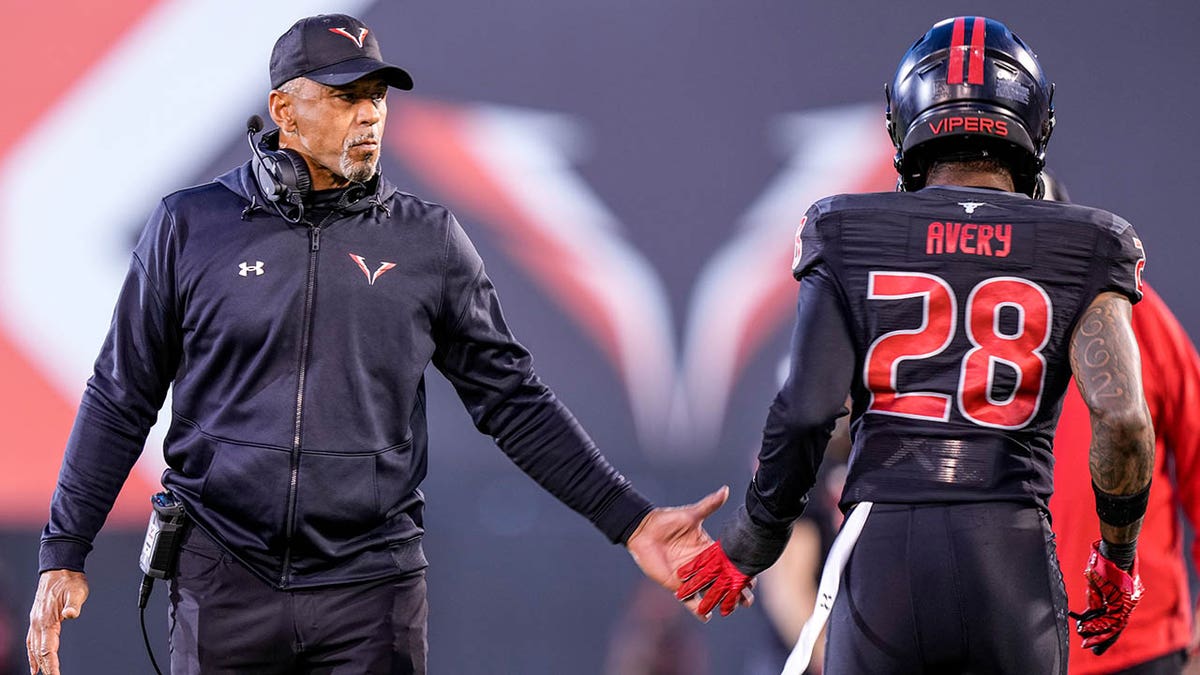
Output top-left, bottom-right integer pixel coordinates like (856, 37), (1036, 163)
(626, 486), (751, 619)
(27, 569), (89, 675)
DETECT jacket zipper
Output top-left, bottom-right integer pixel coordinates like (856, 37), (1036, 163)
(280, 224), (322, 586)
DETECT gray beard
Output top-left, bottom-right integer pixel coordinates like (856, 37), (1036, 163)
(340, 153), (377, 183)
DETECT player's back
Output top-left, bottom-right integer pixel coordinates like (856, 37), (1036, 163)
(794, 186), (1145, 510)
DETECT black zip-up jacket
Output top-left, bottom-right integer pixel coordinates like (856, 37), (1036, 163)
(39, 159), (653, 588)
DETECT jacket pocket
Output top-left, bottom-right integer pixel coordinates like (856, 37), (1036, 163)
(199, 438), (292, 546)
(376, 438), (418, 520)
(294, 438), (415, 538)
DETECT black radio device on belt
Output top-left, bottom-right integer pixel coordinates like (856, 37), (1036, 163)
(140, 491), (187, 584)
(137, 491), (187, 675)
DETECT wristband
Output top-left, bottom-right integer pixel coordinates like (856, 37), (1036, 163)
(1098, 538), (1138, 572)
(719, 505), (792, 577)
(1093, 481), (1150, 528)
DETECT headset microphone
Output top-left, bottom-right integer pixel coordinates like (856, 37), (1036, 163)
(245, 115), (310, 223)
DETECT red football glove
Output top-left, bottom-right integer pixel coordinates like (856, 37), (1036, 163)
(675, 541), (751, 618)
(1068, 540), (1145, 655)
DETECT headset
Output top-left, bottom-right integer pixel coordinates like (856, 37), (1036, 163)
(246, 115), (311, 223)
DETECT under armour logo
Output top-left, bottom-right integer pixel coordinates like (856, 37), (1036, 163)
(238, 261), (264, 277)
(328, 27), (368, 49)
(818, 592), (834, 611)
(958, 201), (987, 214)
(349, 253), (396, 285)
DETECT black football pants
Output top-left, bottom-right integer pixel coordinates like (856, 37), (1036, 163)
(824, 502), (1069, 674)
(167, 526), (428, 674)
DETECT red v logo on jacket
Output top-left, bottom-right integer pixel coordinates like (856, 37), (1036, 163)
(349, 253), (395, 285)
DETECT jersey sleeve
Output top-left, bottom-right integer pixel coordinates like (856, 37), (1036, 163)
(1099, 215), (1146, 304)
(721, 263), (855, 575)
(792, 201), (832, 280)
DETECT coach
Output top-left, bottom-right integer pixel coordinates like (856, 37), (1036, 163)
(25, 14), (726, 674)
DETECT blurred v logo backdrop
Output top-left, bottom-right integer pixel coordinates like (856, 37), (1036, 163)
(388, 100), (894, 453)
(0, 0), (894, 525)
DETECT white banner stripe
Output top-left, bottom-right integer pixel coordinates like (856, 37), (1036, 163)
(0, 0), (373, 484)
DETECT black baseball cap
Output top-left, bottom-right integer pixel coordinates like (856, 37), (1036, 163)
(270, 14), (413, 91)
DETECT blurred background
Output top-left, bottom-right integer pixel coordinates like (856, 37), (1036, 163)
(2, 1), (1197, 673)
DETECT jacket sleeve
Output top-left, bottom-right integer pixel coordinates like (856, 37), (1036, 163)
(721, 264), (855, 575)
(39, 201), (182, 573)
(430, 214), (653, 544)
(1133, 286), (1200, 574)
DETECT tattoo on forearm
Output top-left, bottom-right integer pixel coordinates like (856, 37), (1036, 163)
(1074, 308), (1120, 396)
(1070, 294), (1155, 544)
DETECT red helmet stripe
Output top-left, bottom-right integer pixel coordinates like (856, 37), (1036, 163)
(968, 16), (986, 84)
(947, 17), (966, 84)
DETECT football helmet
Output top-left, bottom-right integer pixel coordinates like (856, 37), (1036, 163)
(886, 17), (1055, 196)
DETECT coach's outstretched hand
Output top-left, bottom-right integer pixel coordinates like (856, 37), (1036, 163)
(27, 569), (89, 675)
(625, 486), (750, 620)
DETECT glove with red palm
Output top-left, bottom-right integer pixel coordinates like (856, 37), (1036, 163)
(1068, 540), (1145, 655)
(675, 541), (752, 619)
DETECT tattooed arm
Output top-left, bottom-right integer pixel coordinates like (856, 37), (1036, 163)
(1069, 291), (1155, 546)
(1067, 291), (1154, 653)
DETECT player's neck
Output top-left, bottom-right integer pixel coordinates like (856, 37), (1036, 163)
(926, 164), (1015, 192)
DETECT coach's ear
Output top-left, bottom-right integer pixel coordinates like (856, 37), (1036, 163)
(269, 85), (298, 135)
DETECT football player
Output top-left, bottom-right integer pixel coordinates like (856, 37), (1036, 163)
(676, 17), (1153, 674)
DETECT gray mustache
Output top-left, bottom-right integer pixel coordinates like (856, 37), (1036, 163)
(346, 135), (379, 149)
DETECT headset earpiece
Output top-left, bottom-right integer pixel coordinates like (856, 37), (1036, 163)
(246, 123), (312, 222)
(272, 148), (312, 201)
(252, 152), (284, 202)
(252, 146), (311, 205)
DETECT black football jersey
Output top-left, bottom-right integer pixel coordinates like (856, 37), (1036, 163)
(794, 186), (1145, 510)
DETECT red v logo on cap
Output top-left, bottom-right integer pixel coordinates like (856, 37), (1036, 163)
(329, 27), (368, 49)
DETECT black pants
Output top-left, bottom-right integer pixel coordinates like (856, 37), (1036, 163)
(168, 526), (428, 674)
(824, 502), (1069, 674)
